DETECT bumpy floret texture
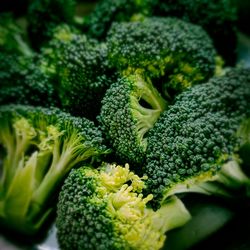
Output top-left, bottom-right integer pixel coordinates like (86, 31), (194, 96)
(145, 69), (250, 207)
(0, 52), (59, 107)
(56, 34), (117, 120)
(151, 0), (237, 65)
(99, 74), (167, 166)
(107, 17), (216, 92)
(0, 104), (108, 234)
(86, 0), (156, 39)
(100, 78), (145, 165)
(27, 0), (76, 49)
(56, 163), (189, 250)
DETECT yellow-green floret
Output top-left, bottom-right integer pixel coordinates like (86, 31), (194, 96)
(0, 104), (109, 235)
(56, 163), (191, 250)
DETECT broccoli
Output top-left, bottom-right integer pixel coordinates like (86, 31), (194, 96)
(0, 12), (32, 56)
(99, 17), (217, 166)
(0, 104), (109, 235)
(107, 17), (217, 100)
(144, 68), (250, 209)
(56, 163), (191, 250)
(27, 0), (77, 49)
(150, 0), (238, 65)
(99, 72), (167, 166)
(38, 24), (117, 120)
(85, 0), (156, 39)
(86, 0), (237, 65)
(0, 51), (60, 108)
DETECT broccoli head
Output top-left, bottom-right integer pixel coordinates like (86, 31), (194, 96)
(38, 24), (117, 120)
(144, 68), (250, 208)
(0, 51), (60, 108)
(151, 0), (238, 65)
(86, 0), (156, 39)
(0, 105), (109, 235)
(56, 163), (191, 250)
(99, 72), (167, 166)
(57, 34), (117, 120)
(107, 17), (217, 100)
(27, 0), (77, 49)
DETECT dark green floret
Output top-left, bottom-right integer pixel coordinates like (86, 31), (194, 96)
(57, 34), (117, 120)
(0, 52), (60, 108)
(150, 0), (238, 65)
(145, 68), (250, 208)
(38, 24), (117, 120)
(27, 0), (77, 49)
(86, 0), (156, 39)
(99, 73), (167, 166)
(0, 104), (109, 235)
(56, 163), (191, 250)
(107, 17), (217, 100)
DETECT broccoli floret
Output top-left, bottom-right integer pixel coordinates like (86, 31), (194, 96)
(56, 163), (191, 250)
(150, 0), (238, 65)
(99, 72), (167, 166)
(27, 0), (77, 49)
(0, 51), (60, 108)
(0, 51), (28, 87)
(0, 13), (32, 56)
(87, 0), (237, 65)
(0, 104), (109, 235)
(144, 68), (250, 208)
(57, 34), (117, 120)
(85, 0), (156, 39)
(107, 17), (217, 100)
(38, 24), (117, 120)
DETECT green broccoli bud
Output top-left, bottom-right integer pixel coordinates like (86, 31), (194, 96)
(145, 68), (250, 208)
(0, 105), (109, 235)
(151, 0), (238, 65)
(85, 0), (156, 39)
(99, 72), (167, 166)
(0, 51), (60, 108)
(27, 0), (77, 49)
(56, 163), (191, 250)
(107, 17), (217, 100)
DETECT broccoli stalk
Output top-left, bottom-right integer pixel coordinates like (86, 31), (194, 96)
(0, 105), (109, 235)
(56, 163), (191, 250)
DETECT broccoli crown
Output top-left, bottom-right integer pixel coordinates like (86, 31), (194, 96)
(145, 68), (250, 208)
(86, 0), (156, 39)
(0, 52), (60, 108)
(0, 104), (109, 235)
(56, 34), (117, 120)
(0, 51), (27, 86)
(56, 163), (190, 250)
(38, 25), (117, 120)
(27, 0), (76, 49)
(107, 17), (217, 95)
(151, 0), (237, 65)
(99, 73), (167, 166)
(0, 13), (32, 56)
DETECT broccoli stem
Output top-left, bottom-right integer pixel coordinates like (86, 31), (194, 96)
(130, 73), (167, 142)
(217, 160), (249, 190)
(153, 195), (191, 234)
